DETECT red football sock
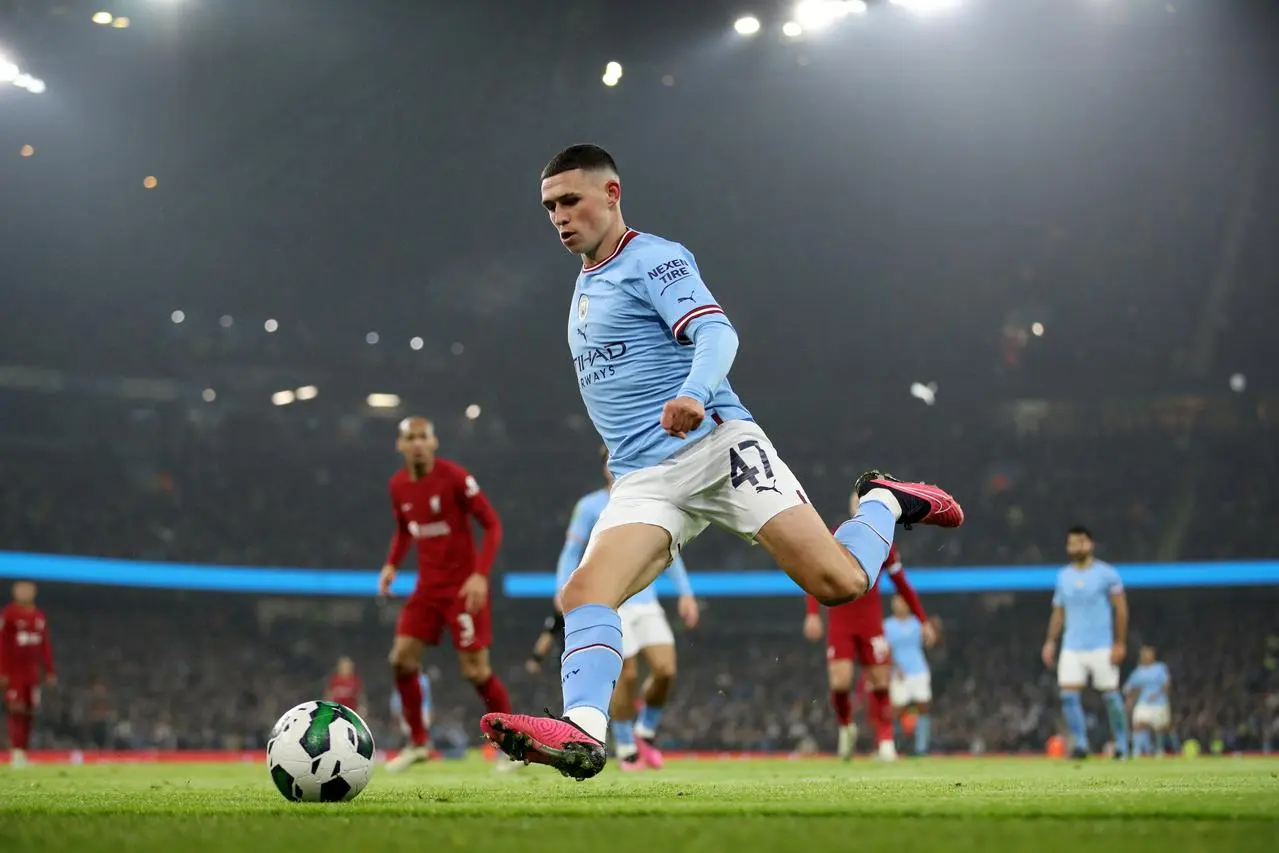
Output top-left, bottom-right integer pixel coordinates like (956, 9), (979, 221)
(475, 674), (512, 715)
(394, 672), (430, 747)
(869, 689), (894, 745)
(831, 690), (853, 726)
(9, 714), (31, 750)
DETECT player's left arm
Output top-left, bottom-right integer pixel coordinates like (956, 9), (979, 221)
(41, 620), (55, 684)
(459, 470), (503, 577)
(1108, 567), (1128, 665)
(636, 245), (739, 437)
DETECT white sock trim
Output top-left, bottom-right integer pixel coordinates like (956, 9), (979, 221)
(564, 707), (609, 743)
(861, 487), (903, 521)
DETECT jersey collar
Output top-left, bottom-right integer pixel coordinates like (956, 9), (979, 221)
(582, 229), (640, 274)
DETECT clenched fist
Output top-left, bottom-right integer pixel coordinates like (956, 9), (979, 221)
(661, 396), (705, 439)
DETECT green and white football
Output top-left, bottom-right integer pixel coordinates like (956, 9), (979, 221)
(266, 700), (375, 802)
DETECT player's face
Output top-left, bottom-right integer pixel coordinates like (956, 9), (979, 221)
(1140, 646), (1156, 665)
(337, 657), (354, 675)
(12, 581), (35, 605)
(541, 169), (621, 259)
(1066, 533), (1093, 562)
(397, 420), (438, 466)
(891, 596), (910, 618)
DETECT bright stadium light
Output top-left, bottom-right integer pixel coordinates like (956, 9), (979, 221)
(365, 331), (379, 345)
(111, 16), (130, 28)
(782, 21), (803, 37)
(295, 385), (318, 401)
(271, 390), (296, 406)
(1229, 373), (1246, 393)
(170, 309), (185, 324)
(734, 15), (761, 35)
(465, 404), (482, 420)
(795, 0), (852, 31)
(26, 79), (45, 94)
(910, 381), (938, 406)
(409, 336), (424, 350)
(0, 59), (17, 82)
(605, 61), (622, 78)
(20, 144), (35, 157)
(92, 11), (114, 25)
(264, 318), (279, 333)
(1031, 322), (1045, 337)
(890, 0), (963, 15)
(367, 393), (401, 409)
(219, 314), (234, 328)
(202, 388), (217, 402)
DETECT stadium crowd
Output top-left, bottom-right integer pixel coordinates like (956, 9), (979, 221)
(20, 586), (1279, 756)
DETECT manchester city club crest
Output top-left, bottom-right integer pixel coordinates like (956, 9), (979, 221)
(577, 294), (589, 322)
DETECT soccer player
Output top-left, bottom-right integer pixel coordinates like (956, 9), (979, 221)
(325, 656), (365, 714)
(554, 445), (700, 771)
(884, 594), (936, 756)
(804, 500), (934, 762)
(379, 416), (510, 772)
(1042, 525), (1129, 760)
(525, 612), (564, 674)
(1124, 645), (1171, 757)
(0, 581), (55, 768)
(480, 144), (964, 780)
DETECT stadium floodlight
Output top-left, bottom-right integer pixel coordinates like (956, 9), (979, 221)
(0, 59), (18, 83)
(1031, 322), (1044, 337)
(1229, 373), (1246, 393)
(602, 74), (619, 88)
(202, 388), (217, 402)
(465, 404), (482, 420)
(367, 393), (401, 409)
(92, 11), (114, 25)
(782, 21), (803, 37)
(111, 16), (130, 28)
(219, 314), (234, 328)
(264, 318), (279, 333)
(365, 331), (379, 344)
(734, 15), (762, 36)
(170, 310), (185, 324)
(910, 381), (938, 406)
(271, 390), (296, 407)
(602, 60), (622, 87)
(409, 336), (424, 350)
(27, 78), (45, 94)
(795, 0), (852, 31)
(889, 0), (963, 15)
(295, 385), (318, 401)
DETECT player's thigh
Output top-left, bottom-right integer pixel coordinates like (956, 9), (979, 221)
(889, 676), (910, 709)
(855, 630), (892, 670)
(639, 638), (677, 680)
(1088, 652), (1121, 692)
(1057, 650), (1087, 690)
(389, 632), (429, 669)
(913, 673), (933, 704)
(447, 598), (492, 656)
(863, 662), (892, 691)
(564, 523), (677, 610)
(456, 647), (491, 682)
(757, 504), (868, 606)
(393, 597), (444, 659)
(826, 656), (855, 692)
(4, 684), (32, 714)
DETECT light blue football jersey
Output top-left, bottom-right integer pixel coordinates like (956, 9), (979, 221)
(1052, 560), (1124, 651)
(884, 616), (929, 677)
(569, 230), (752, 477)
(1124, 662), (1170, 707)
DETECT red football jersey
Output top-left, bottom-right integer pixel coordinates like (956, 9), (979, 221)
(0, 603), (55, 682)
(385, 458), (502, 598)
(806, 544), (927, 628)
(326, 673), (363, 709)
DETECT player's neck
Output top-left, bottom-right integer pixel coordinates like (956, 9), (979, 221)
(408, 460), (435, 480)
(581, 219), (630, 269)
(1071, 556), (1093, 570)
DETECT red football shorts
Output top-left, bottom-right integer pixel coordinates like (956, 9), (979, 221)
(3, 680), (39, 711)
(396, 594), (491, 651)
(826, 620), (892, 667)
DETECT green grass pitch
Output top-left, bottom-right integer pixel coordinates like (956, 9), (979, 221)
(1, 755), (1276, 853)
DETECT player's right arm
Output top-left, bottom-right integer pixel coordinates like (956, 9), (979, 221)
(379, 483), (413, 596)
(0, 613), (8, 688)
(1042, 580), (1065, 668)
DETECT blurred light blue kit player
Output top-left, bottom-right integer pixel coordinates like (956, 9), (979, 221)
(1042, 526), (1129, 759)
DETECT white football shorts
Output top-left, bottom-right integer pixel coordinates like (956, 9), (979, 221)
(618, 599), (676, 659)
(889, 671), (933, 708)
(591, 420), (808, 559)
(1057, 648), (1120, 691)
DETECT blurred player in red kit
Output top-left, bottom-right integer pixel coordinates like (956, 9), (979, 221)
(378, 417), (510, 772)
(325, 656), (365, 715)
(804, 492), (935, 761)
(1, 581), (56, 769)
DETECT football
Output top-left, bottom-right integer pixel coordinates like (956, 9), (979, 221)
(266, 700), (375, 802)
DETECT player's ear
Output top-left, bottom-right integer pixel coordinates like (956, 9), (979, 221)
(606, 178), (621, 206)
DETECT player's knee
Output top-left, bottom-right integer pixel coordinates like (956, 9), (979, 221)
(460, 660), (491, 684)
(619, 658), (641, 688)
(649, 659), (676, 682)
(811, 560), (868, 607)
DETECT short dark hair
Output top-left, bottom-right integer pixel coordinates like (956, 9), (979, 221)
(1067, 525), (1093, 539)
(542, 144), (619, 181)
